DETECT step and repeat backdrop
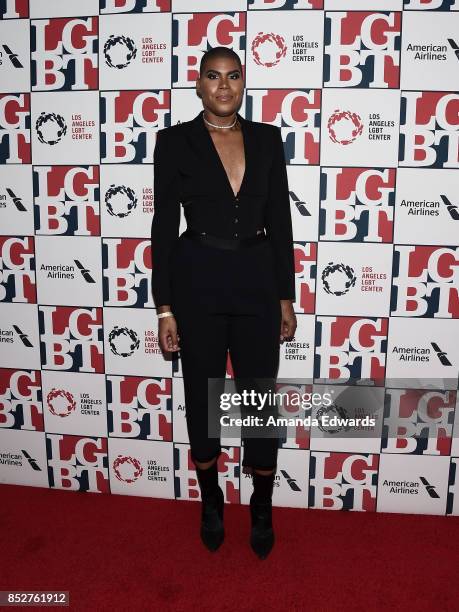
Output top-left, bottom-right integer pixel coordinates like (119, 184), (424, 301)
(1, 0), (459, 516)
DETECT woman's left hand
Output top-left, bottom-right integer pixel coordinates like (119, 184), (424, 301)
(280, 299), (296, 343)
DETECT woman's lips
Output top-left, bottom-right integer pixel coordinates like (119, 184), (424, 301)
(217, 96), (232, 101)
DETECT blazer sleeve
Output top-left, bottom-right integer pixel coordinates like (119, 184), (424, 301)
(151, 128), (181, 308)
(264, 126), (296, 301)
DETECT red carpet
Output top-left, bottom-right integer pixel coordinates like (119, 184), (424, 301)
(1, 484), (458, 612)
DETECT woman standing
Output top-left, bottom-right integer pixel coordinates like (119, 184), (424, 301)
(151, 46), (296, 559)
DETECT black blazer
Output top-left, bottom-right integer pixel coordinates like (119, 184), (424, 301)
(151, 109), (296, 307)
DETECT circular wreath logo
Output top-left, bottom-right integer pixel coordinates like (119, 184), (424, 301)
(46, 388), (76, 418)
(104, 34), (137, 69)
(322, 262), (356, 296)
(105, 184), (138, 218)
(113, 455), (143, 483)
(251, 32), (287, 67)
(36, 112), (67, 145)
(328, 110), (364, 145)
(108, 326), (140, 357)
(316, 404), (350, 434)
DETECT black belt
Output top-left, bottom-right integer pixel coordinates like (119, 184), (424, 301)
(182, 228), (267, 250)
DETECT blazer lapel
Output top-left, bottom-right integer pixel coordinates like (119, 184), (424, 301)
(184, 109), (256, 198)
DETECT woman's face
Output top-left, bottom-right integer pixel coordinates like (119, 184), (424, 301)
(196, 55), (244, 117)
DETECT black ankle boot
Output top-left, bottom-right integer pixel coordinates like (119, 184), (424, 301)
(195, 462), (225, 552)
(250, 471), (275, 559)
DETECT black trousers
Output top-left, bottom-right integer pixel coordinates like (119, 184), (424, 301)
(170, 232), (282, 471)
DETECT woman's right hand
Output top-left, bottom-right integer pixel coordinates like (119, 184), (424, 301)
(159, 316), (180, 353)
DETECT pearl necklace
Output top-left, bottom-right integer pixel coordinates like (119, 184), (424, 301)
(203, 112), (237, 129)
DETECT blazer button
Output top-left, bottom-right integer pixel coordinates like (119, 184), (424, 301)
(234, 233), (238, 237)
(235, 204), (239, 208)
(234, 218), (238, 223)
(235, 197), (239, 201)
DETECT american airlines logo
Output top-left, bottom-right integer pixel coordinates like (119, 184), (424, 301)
(382, 476), (440, 498)
(419, 476), (439, 499)
(431, 342), (452, 366)
(290, 190), (311, 218)
(22, 450), (41, 471)
(39, 260), (95, 283)
(0, 44), (23, 68)
(447, 38), (459, 61)
(279, 469), (301, 492)
(74, 260), (96, 283)
(13, 325), (33, 347)
(5, 188), (27, 212)
(440, 195), (459, 221)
